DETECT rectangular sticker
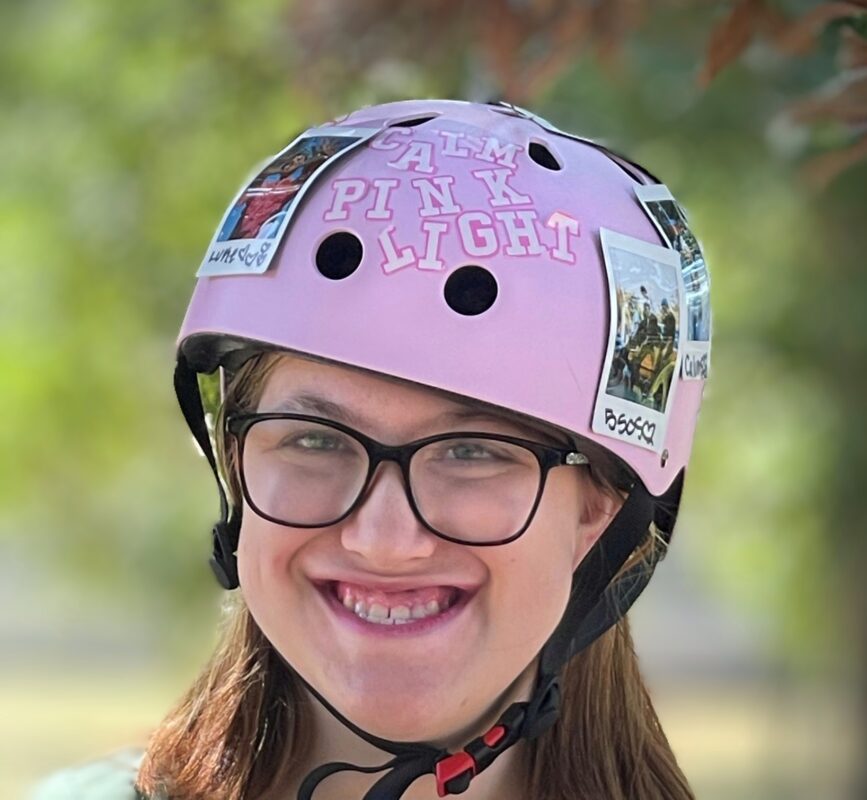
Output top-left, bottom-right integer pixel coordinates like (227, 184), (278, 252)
(592, 228), (685, 453)
(634, 184), (711, 380)
(197, 126), (381, 278)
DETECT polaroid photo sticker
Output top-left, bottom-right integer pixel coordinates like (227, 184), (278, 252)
(634, 184), (711, 380)
(198, 126), (381, 278)
(593, 229), (685, 454)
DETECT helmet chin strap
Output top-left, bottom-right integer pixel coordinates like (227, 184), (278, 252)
(279, 653), (561, 799)
(174, 353), (674, 798)
(280, 484), (658, 799)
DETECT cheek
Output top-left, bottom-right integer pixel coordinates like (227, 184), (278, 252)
(487, 483), (582, 642)
(236, 516), (304, 623)
(486, 533), (577, 657)
(545, 471), (593, 567)
(237, 518), (268, 588)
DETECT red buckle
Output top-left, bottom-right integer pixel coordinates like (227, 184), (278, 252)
(482, 724), (506, 748)
(435, 751), (476, 797)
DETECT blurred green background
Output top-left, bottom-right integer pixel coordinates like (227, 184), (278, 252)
(2, 1), (866, 798)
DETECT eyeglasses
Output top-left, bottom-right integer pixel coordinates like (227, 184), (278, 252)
(226, 413), (590, 546)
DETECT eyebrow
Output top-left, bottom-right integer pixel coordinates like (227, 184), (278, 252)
(272, 394), (366, 428)
(438, 409), (567, 445)
(268, 392), (568, 445)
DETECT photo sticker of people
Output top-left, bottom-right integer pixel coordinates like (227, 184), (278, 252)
(635, 184), (711, 380)
(198, 126), (380, 278)
(592, 228), (685, 453)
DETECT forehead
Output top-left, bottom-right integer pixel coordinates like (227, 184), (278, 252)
(255, 353), (570, 446)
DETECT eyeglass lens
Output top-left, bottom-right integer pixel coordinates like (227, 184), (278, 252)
(240, 418), (542, 543)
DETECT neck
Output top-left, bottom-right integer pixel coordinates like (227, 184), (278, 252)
(263, 662), (538, 800)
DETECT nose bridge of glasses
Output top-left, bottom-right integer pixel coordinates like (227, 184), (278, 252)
(361, 440), (416, 504)
(351, 457), (429, 538)
(366, 436), (417, 473)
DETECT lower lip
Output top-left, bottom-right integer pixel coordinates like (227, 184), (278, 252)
(315, 581), (475, 638)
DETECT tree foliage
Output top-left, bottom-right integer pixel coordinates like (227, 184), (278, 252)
(2, 1), (866, 698)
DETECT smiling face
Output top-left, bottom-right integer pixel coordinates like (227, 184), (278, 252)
(233, 353), (618, 744)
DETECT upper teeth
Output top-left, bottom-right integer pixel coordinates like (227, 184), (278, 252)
(341, 590), (448, 625)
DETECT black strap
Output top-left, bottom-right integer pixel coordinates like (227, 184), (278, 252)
(565, 559), (654, 658)
(286, 660), (446, 800)
(174, 353), (225, 518)
(293, 699), (539, 800)
(249, 480), (661, 800)
(297, 754), (442, 800)
(176, 348), (678, 799)
(295, 665), (443, 757)
(173, 353), (241, 589)
(541, 481), (655, 675)
(558, 472), (682, 661)
(282, 654), (555, 800)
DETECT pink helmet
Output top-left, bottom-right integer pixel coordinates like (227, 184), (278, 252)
(173, 98), (711, 799)
(180, 98), (706, 494)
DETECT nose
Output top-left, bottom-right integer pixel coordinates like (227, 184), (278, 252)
(339, 460), (438, 567)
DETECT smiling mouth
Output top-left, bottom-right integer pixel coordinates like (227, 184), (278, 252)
(326, 581), (466, 626)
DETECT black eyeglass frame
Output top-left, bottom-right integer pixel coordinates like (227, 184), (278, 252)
(226, 412), (591, 546)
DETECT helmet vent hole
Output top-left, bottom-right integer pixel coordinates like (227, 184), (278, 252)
(444, 266), (498, 316)
(315, 232), (363, 280)
(529, 141), (561, 171)
(389, 115), (437, 128)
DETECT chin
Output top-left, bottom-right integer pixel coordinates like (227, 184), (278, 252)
(334, 682), (475, 744)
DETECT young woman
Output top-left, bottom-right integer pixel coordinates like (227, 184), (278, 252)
(34, 99), (709, 800)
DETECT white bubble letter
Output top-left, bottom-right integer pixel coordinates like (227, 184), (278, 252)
(324, 178), (367, 221)
(546, 211), (581, 264)
(478, 136), (520, 168)
(495, 210), (546, 256)
(457, 211), (497, 257)
(473, 168), (532, 207)
(439, 131), (471, 158)
(378, 225), (416, 274)
(411, 176), (462, 217)
(418, 221), (448, 271)
(388, 141), (435, 173)
(366, 178), (400, 220)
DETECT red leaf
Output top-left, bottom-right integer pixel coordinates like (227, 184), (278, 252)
(698, 0), (769, 87)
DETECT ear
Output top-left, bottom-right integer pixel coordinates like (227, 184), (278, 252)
(572, 487), (623, 571)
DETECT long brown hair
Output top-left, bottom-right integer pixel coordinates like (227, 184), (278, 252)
(138, 352), (694, 800)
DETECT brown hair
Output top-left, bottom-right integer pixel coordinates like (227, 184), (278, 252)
(137, 352), (694, 800)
